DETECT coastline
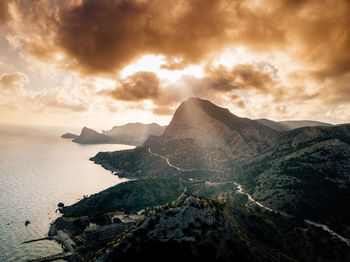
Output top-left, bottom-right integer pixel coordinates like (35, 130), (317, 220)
(40, 145), (136, 260)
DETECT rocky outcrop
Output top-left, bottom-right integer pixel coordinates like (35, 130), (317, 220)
(96, 195), (258, 262)
(73, 127), (112, 144)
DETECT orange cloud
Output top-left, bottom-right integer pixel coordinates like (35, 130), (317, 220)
(0, 1), (10, 24)
(0, 72), (29, 93)
(3, 0), (350, 81)
(2, 0), (350, 123)
(105, 63), (279, 114)
(33, 88), (89, 112)
(110, 72), (160, 102)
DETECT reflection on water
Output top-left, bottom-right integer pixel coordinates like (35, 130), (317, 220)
(0, 125), (134, 261)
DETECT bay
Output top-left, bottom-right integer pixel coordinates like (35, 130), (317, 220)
(0, 125), (133, 261)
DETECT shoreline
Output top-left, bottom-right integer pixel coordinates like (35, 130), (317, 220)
(39, 146), (136, 260)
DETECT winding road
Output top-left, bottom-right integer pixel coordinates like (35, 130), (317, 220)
(147, 147), (350, 246)
(148, 147), (199, 172)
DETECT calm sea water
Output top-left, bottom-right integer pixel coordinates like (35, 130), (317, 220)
(0, 125), (134, 261)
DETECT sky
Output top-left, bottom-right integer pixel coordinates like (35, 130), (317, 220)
(1, 0), (350, 130)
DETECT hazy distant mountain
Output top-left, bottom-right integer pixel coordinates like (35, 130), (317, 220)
(256, 118), (332, 131)
(61, 132), (78, 139)
(103, 123), (166, 145)
(72, 123), (166, 145)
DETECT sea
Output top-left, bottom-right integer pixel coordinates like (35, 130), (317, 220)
(0, 125), (134, 262)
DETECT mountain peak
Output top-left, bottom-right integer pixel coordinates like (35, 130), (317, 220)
(81, 126), (94, 132)
(61, 132), (78, 139)
(181, 97), (231, 114)
(164, 97), (276, 141)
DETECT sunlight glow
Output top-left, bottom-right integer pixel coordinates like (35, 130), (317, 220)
(94, 77), (116, 92)
(212, 46), (252, 68)
(54, 53), (64, 61)
(120, 54), (204, 83)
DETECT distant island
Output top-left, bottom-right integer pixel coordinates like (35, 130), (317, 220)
(49, 98), (350, 262)
(62, 123), (167, 146)
(61, 132), (78, 139)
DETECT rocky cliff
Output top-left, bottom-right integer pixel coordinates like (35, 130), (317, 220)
(73, 127), (112, 144)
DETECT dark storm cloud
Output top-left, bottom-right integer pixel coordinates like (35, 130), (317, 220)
(0, 1), (10, 24)
(110, 71), (160, 101)
(106, 70), (182, 114)
(6, 0), (350, 79)
(204, 64), (274, 93)
(55, 0), (234, 75)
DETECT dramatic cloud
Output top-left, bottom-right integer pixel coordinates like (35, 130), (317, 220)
(54, 0), (233, 75)
(1, 0), (350, 125)
(0, 0), (348, 74)
(105, 63), (279, 114)
(106, 71), (182, 114)
(3, 0), (350, 80)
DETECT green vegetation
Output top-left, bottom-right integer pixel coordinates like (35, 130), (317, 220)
(62, 175), (243, 219)
(62, 177), (187, 216)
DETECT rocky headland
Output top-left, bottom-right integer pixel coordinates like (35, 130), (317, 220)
(69, 123), (166, 145)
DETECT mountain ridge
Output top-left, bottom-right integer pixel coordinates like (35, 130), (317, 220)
(51, 97), (350, 261)
(94, 98), (350, 237)
(256, 118), (332, 131)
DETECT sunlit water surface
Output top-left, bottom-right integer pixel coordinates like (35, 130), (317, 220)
(0, 125), (134, 261)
